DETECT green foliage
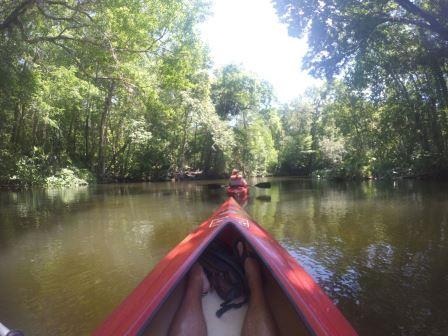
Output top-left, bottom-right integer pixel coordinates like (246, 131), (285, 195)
(273, 0), (448, 179)
(46, 168), (95, 188)
(210, 65), (279, 176)
(0, 0), (223, 185)
(246, 117), (278, 175)
(278, 100), (314, 175)
(1, 0), (447, 185)
(213, 65), (263, 119)
(11, 148), (50, 187)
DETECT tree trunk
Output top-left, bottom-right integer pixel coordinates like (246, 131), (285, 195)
(11, 105), (20, 145)
(31, 107), (38, 147)
(97, 81), (115, 180)
(84, 111), (90, 164)
(178, 110), (191, 176)
(431, 63), (448, 152)
(67, 112), (77, 156)
(408, 74), (431, 153)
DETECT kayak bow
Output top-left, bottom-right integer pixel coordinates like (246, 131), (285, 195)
(93, 198), (357, 336)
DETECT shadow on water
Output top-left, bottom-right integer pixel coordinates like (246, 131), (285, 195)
(0, 178), (448, 335)
(256, 195), (272, 202)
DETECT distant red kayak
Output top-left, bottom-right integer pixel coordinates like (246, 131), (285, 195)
(93, 198), (357, 336)
(226, 185), (249, 199)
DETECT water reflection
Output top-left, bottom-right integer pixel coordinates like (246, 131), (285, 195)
(255, 195), (271, 202)
(248, 179), (448, 335)
(0, 179), (447, 335)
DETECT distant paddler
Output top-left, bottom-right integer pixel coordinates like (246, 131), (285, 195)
(229, 169), (248, 188)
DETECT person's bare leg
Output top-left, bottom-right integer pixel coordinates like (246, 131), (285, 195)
(168, 264), (209, 336)
(240, 244), (278, 336)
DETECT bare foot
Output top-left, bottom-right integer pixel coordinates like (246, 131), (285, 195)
(168, 263), (208, 336)
(188, 263), (210, 296)
(237, 242), (263, 293)
(239, 241), (279, 336)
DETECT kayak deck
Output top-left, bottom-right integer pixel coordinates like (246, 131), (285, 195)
(93, 198), (357, 336)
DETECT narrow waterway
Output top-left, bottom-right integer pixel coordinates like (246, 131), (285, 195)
(1, 178), (447, 335)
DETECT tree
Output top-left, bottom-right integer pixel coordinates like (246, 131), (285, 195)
(211, 65), (280, 176)
(0, 0), (216, 185)
(274, 0), (448, 177)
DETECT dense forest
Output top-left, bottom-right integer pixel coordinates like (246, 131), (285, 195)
(0, 0), (447, 187)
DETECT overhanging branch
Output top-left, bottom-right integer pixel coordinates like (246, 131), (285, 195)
(394, 0), (448, 42)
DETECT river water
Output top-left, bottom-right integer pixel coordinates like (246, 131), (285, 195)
(0, 178), (447, 335)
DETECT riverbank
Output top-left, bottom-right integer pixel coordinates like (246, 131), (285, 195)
(3, 168), (448, 191)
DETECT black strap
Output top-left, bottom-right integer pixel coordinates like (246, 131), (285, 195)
(199, 240), (250, 317)
(216, 297), (249, 318)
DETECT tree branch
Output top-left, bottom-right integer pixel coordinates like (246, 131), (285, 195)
(46, 0), (94, 21)
(0, 0), (35, 31)
(36, 3), (79, 23)
(379, 15), (432, 31)
(394, 0), (448, 42)
(27, 34), (103, 46)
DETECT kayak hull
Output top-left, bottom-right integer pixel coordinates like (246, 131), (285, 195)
(93, 198), (357, 336)
(226, 186), (249, 199)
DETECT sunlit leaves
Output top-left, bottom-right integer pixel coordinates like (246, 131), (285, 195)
(211, 65), (280, 175)
(0, 0), (214, 184)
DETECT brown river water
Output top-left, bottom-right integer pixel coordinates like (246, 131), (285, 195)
(0, 178), (447, 335)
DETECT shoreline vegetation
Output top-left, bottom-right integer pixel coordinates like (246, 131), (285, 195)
(2, 169), (446, 192)
(1, 1), (447, 190)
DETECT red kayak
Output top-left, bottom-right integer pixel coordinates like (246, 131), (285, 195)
(226, 185), (249, 199)
(93, 198), (357, 336)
